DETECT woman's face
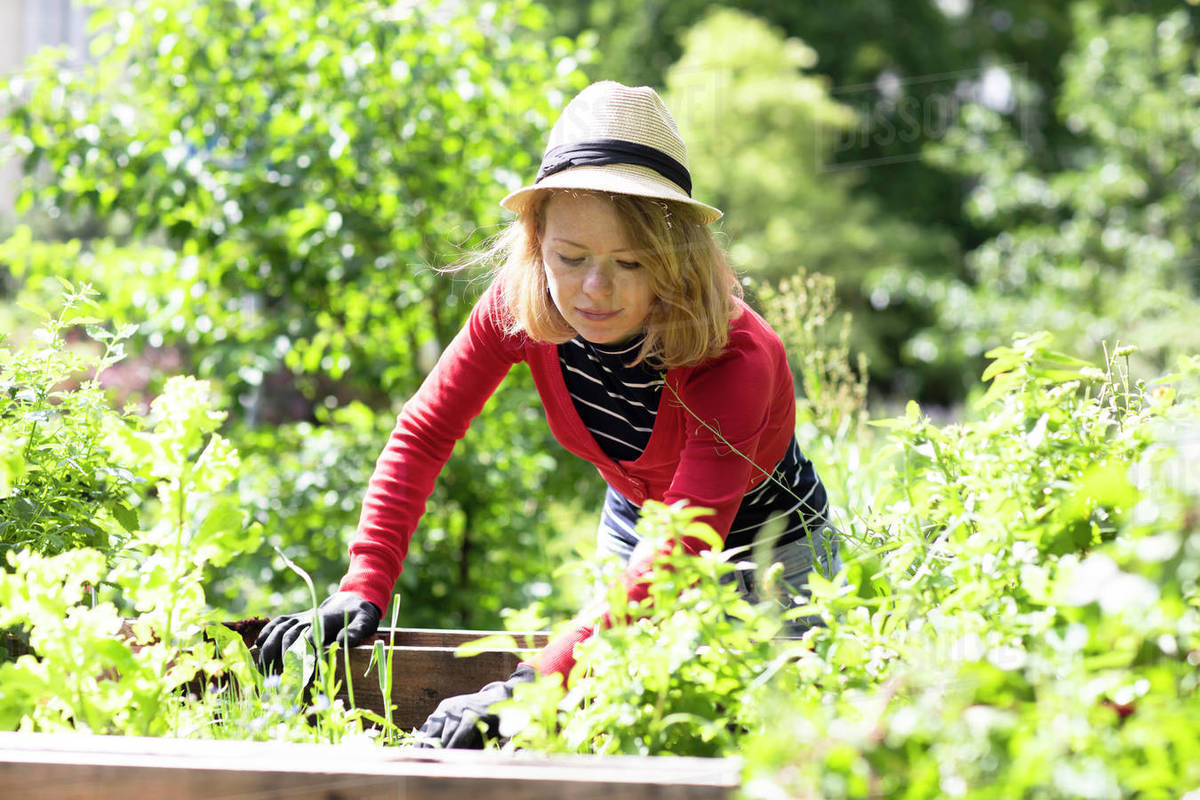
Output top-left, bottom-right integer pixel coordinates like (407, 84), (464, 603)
(541, 193), (655, 345)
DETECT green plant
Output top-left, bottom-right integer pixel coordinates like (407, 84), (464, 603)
(0, 311), (409, 742)
(0, 367), (253, 732)
(0, 283), (139, 562)
(741, 337), (1200, 798)
(499, 501), (797, 757)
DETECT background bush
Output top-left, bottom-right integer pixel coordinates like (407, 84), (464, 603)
(919, 7), (1200, 388)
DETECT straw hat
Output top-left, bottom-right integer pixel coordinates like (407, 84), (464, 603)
(500, 81), (723, 224)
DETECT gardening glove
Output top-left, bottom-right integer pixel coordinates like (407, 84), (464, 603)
(254, 591), (381, 674)
(417, 664), (537, 749)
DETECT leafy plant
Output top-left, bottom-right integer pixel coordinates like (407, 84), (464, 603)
(0, 298), (424, 743)
(0, 367), (253, 731)
(499, 501), (795, 757)
(743, 337), (1200, 798)
(0, 284), (139, 562)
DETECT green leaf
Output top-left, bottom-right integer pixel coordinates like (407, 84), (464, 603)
(455, 634), (521, 658)
(110, 502), (140, 534)
(193, 497), (250, 568)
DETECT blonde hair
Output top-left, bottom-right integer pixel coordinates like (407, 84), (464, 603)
(484, 189), (740, 369)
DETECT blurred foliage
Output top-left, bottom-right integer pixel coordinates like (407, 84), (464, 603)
(1, 0), (585, 401)
(663, 9), (959, 389)
(541, 0), (1192, 227)
(920, 5), (1200, 387)
(0, 0), (597, 626)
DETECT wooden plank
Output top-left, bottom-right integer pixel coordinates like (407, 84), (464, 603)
(222, 621), (549, 729)
(12, 622), (545, 734)
(335, 630), (548, 730)
(0, 732), (740, 799)
(369, 628), (550, 650)
(228, 623), (550, 651)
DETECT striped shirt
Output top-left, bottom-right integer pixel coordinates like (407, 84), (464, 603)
(559, 336), (829, 554)
(558, 336), (664, 463)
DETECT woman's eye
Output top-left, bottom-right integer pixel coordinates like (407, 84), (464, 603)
(557, 254), (585, 266)
(617, 260), (642, 270)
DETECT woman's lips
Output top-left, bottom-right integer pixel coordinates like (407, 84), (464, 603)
(576, 308), (620, 321)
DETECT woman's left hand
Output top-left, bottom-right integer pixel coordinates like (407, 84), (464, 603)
(417, 664), (537, 748)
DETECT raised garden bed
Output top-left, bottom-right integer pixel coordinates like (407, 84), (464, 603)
(1, 624), (744, 796)
(228, 620), (549, 730)
(330, 627), (550, 731)
(0, 732), (741, 799)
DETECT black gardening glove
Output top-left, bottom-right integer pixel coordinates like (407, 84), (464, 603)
(254, 591), (382, 674)
(418, 664), (537, 749)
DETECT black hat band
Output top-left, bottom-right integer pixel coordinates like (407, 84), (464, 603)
(536, 138), (692, 196)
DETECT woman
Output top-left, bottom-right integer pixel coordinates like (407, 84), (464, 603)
(256, 81), (839, 747)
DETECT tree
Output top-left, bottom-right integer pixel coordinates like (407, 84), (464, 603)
(663, 9), (957, 391)
(920, 5), (1200, 375)
(4, 0), (585, 403)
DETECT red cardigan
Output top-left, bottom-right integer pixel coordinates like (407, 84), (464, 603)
(339, 280), (796, 675)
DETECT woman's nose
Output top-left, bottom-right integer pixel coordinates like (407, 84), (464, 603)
(582, 262), (613, 296)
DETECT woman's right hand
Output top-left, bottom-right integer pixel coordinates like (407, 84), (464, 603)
(254, 591), (382, 674)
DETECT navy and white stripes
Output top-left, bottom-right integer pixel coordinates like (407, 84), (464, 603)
(723, 436), (829, 554)
(559, 336), (664, 463)
(558, 334), (833, 565)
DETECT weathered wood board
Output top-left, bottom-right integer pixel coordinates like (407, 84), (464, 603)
(332, 628), (551, 731)
(0, 732), (741, 799)
(10, 622), (546, 736)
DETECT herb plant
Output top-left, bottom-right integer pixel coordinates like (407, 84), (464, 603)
(0, 284), (140, 562)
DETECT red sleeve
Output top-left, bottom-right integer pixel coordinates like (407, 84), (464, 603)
(338, 282), (523, 613)
(533, 327), (793, 682)
(660, 335), (781, 543)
